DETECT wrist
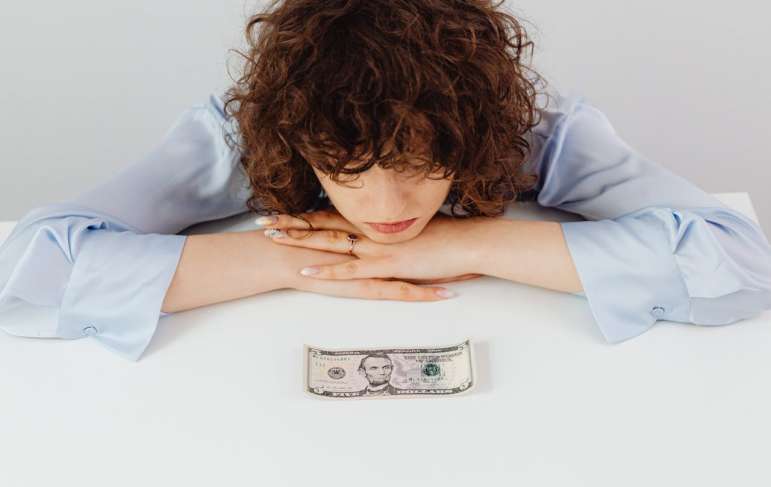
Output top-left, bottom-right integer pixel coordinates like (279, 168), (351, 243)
(460, 217), (508, 276)
(268, 239), (359, 290)
(242, 230), (295, 291)
(269, 241), (304, 290)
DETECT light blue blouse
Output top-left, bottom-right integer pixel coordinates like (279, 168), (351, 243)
(1, 90), (769, 361)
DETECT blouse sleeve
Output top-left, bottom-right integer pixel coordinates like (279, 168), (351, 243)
(0, 92), (253, 361)
(523, 89), (771, 343)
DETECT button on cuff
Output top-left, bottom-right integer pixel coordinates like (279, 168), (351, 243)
(650, 306), (666, 318)
(82, 325), (98, 336)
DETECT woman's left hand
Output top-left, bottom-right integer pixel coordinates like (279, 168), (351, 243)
(257, 208), (488, 284)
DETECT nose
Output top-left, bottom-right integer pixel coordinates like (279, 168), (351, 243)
(367, 166), (408, 219)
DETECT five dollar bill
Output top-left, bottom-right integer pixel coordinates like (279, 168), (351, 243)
(304, 338), (475, 400)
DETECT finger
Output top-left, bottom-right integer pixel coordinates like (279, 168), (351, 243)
(402, 273), (484, 285)
(254, 209), (359, 234)
(298, 277), (455, 301)
(265, 228), (379, 257)
(419, 273), (483, 284)
(297, 257), (390, 280)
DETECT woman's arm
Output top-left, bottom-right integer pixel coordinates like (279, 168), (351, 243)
(0, 93), (253, 361)
(496, 89), (771, 343)
(160, 231), (286, 313)
(162, 226), (453, 313)
(161, 230), (355, 313)
(470, 219), (583, 294)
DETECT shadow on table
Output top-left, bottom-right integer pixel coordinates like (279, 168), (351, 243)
(472, 340), (493, 395)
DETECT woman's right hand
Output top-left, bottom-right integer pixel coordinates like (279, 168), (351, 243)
(274, 243), (479, 301)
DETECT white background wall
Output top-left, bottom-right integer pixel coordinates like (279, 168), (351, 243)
(1, 1), (769, 235)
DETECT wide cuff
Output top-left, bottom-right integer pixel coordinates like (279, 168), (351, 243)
(57, 229), (187, 361)
(559, 207), (692, 343)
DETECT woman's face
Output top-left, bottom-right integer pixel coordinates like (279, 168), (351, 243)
(310, 162), (453, 244)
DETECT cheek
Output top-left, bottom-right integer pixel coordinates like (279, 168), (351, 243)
(419, 178), (453, 206)
(321, 187), (362, 216)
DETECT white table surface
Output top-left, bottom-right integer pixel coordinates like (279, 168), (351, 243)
(1, 193), (769, 487)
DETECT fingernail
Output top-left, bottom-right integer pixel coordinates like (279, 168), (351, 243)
(435, 288), (456, 298)
(255, 215), (279, 228)
(300, 266), (320, 276)
(264, 228), (286, 239)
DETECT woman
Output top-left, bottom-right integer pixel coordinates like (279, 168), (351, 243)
(1, 0), (769, 361)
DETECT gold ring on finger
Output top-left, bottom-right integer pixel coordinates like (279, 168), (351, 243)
(346, 233), (359, 255)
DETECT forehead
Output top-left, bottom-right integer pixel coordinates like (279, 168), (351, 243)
(363, 357), (391, 367)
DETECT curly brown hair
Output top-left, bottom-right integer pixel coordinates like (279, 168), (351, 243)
(222, 0), (551, 219)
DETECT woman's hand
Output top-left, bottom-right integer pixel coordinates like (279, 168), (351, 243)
(256, 208), (487, 300)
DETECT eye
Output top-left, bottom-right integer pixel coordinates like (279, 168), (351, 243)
(403, 170), (425, 181)
(335, 177), (364, 189)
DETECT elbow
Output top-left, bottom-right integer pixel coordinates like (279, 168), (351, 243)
(689, 288), (771, 326)
(672, 206), (771, 325)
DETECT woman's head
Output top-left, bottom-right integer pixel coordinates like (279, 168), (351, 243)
(223, 0), (549, 243)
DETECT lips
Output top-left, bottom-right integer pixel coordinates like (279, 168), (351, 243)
(366, 218), (418, 234)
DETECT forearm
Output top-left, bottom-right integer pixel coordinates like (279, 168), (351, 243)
(471, 218), (584, 294)
(161, 230), (358, 313)
(160, 230), (290, 313)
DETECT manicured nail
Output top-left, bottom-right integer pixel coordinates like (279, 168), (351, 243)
(300, 266), (320, 276)
(255, 215), (279, 228)
(264, 228), (286, 239)
(435, 288), (456, 298)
